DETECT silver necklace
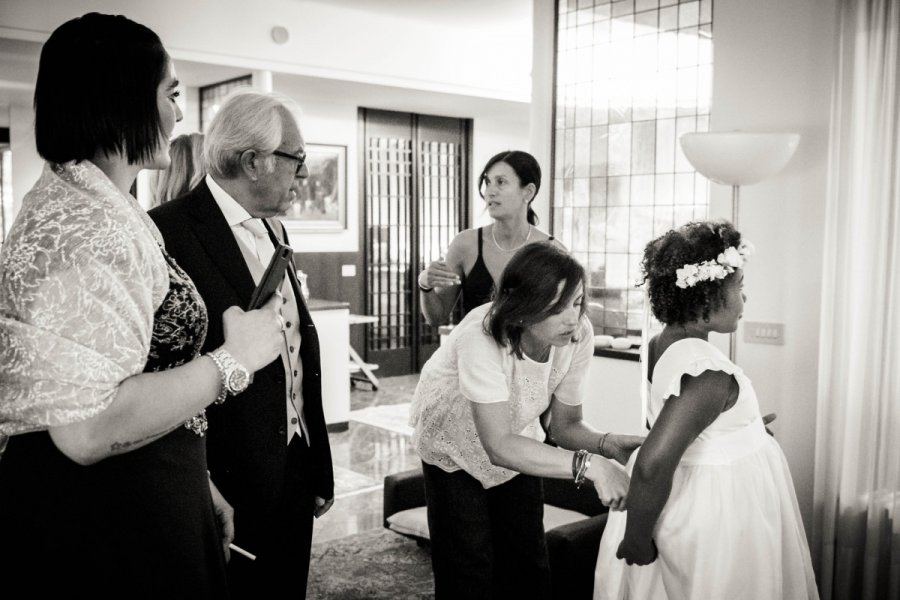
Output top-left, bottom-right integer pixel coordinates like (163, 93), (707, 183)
(491, 225), (532, 252)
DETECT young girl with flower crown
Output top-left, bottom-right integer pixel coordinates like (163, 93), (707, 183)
(593, 220), (819, 600)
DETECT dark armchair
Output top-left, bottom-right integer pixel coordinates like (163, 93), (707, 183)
(383, 466), (608, 599)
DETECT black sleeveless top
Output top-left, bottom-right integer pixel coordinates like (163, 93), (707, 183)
(460, 227), (553, 316)
(460, 228), (495, 315)
(0, 249), (228, 598)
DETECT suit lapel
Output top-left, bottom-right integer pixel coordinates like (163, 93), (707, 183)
(188, 181), (256, 309)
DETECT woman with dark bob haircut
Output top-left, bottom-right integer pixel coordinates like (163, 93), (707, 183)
(0, 13), (283, 597)
(417, 150), (564, 326)
(593, 221), (818, 599)
(410, 242), (642, 599)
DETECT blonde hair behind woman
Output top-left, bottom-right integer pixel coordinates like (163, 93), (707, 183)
(151, 132), (205, 207)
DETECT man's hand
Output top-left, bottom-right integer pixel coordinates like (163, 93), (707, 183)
(616, 535), (658, 566)
(209, 479), (235, 562)
(314, 496), (334, 518)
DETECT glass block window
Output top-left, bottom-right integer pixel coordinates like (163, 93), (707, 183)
(553, 0), (713, 337)
(199, 75), (252, 131)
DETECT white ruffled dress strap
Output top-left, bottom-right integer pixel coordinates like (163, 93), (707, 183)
(650, 338), (745, 416)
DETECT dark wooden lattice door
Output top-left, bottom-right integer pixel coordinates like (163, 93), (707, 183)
(360, 109), (470, 375)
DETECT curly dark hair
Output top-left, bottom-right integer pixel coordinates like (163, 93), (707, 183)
(641, 220), (743, 325)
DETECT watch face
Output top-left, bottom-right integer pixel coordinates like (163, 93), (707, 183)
(228, 368), (250, 393)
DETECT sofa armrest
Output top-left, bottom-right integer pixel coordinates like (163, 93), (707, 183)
(546, 513), (608, 600)
(383, 466), (426, 526)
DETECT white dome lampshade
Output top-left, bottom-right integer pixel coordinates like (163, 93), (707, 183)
(678, 131), (799, 363)
(679, 132), (800, 186)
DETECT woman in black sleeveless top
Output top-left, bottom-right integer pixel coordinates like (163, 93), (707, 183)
(418, 150), (563, 325)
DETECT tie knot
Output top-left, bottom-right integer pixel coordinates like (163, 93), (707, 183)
(241, 218), (267, 238)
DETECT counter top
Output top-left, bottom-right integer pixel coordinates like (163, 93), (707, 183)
(307, 298), (350, 311)
(438, 323), (641, 362)
(594, 346), (640, 362)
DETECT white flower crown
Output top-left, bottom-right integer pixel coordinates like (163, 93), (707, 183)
(675, 241), (755, 289)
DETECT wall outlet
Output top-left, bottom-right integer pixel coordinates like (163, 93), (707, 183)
(341, 264), (357, 277)
(744, 321), (785, 345)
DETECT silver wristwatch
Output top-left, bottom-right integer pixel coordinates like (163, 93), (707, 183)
(207, 347), (251, 404)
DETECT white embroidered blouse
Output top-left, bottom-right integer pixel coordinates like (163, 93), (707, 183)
(0, 161), (169, 439)
(409, 303), (594, 488)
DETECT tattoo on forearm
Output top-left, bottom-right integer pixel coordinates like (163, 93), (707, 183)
(109, 428), (172, 453)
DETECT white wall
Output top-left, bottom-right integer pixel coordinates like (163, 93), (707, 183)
(707, 0), (837, 536)
(8, 103), (38, 215)
(266, 78), (360, 253)
(583, 356), (644, 436)
(0, 0), (531, 101)
(529, 0), (556, 229)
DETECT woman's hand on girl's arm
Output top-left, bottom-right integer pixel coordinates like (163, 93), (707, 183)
(604, 434), (645, 466)
(545, 397), (643, 466)
(471, 401), (586, 479)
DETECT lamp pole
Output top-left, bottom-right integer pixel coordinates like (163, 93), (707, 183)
(730, 184), (741, 362)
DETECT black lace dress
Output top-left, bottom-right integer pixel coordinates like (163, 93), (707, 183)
(0, 250), (228, 598)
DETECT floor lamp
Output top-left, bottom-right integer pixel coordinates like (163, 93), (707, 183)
(679, 132), (800, 360)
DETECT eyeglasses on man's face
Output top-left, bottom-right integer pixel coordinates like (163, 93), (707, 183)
(271, 149), (307, 176)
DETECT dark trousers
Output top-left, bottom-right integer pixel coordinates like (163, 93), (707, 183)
(422, 462), (552, 600)
(228, 434), (316, 599)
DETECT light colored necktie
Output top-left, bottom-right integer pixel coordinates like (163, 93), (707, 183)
(240, 218), (274, 265)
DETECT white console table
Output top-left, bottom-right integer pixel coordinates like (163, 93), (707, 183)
(307, 298), (350, 429)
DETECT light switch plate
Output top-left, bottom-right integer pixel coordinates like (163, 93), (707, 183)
(341, 264), (357, 277)
(744, 321), (785, 345)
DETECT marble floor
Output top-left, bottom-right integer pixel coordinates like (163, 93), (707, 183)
(311, 374), (422, 544)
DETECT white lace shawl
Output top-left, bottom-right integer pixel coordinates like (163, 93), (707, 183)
(0, 161), (169, 438)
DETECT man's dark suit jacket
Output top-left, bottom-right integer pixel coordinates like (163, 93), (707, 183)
(148, 180), (334, 559)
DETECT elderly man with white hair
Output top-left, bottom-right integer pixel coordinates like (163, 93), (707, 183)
(149, 90), (334, 599)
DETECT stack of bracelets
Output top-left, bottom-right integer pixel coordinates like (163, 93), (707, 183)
(572, 449), (592, 488)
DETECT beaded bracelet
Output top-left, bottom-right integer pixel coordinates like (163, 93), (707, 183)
(571, 449), (584, 480)
(572, 449), (592, 488)
(598, 432), (611, 458)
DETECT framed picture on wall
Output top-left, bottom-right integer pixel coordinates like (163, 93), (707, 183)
(280, 143), (347, 232)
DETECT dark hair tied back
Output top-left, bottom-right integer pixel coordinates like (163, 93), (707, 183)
(478, 150), (542, 225)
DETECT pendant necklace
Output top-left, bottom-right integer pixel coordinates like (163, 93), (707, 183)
(492, 224), (532, 252)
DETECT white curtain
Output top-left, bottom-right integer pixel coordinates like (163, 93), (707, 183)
(814, 1), (900, 599)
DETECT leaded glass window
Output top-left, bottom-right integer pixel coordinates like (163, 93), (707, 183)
(553, 0), (713, 337)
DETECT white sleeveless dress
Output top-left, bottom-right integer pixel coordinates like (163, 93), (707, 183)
(593, 338), (818, 600)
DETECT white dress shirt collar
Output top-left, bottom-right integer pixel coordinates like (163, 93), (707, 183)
(206, 174), (253, 228)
